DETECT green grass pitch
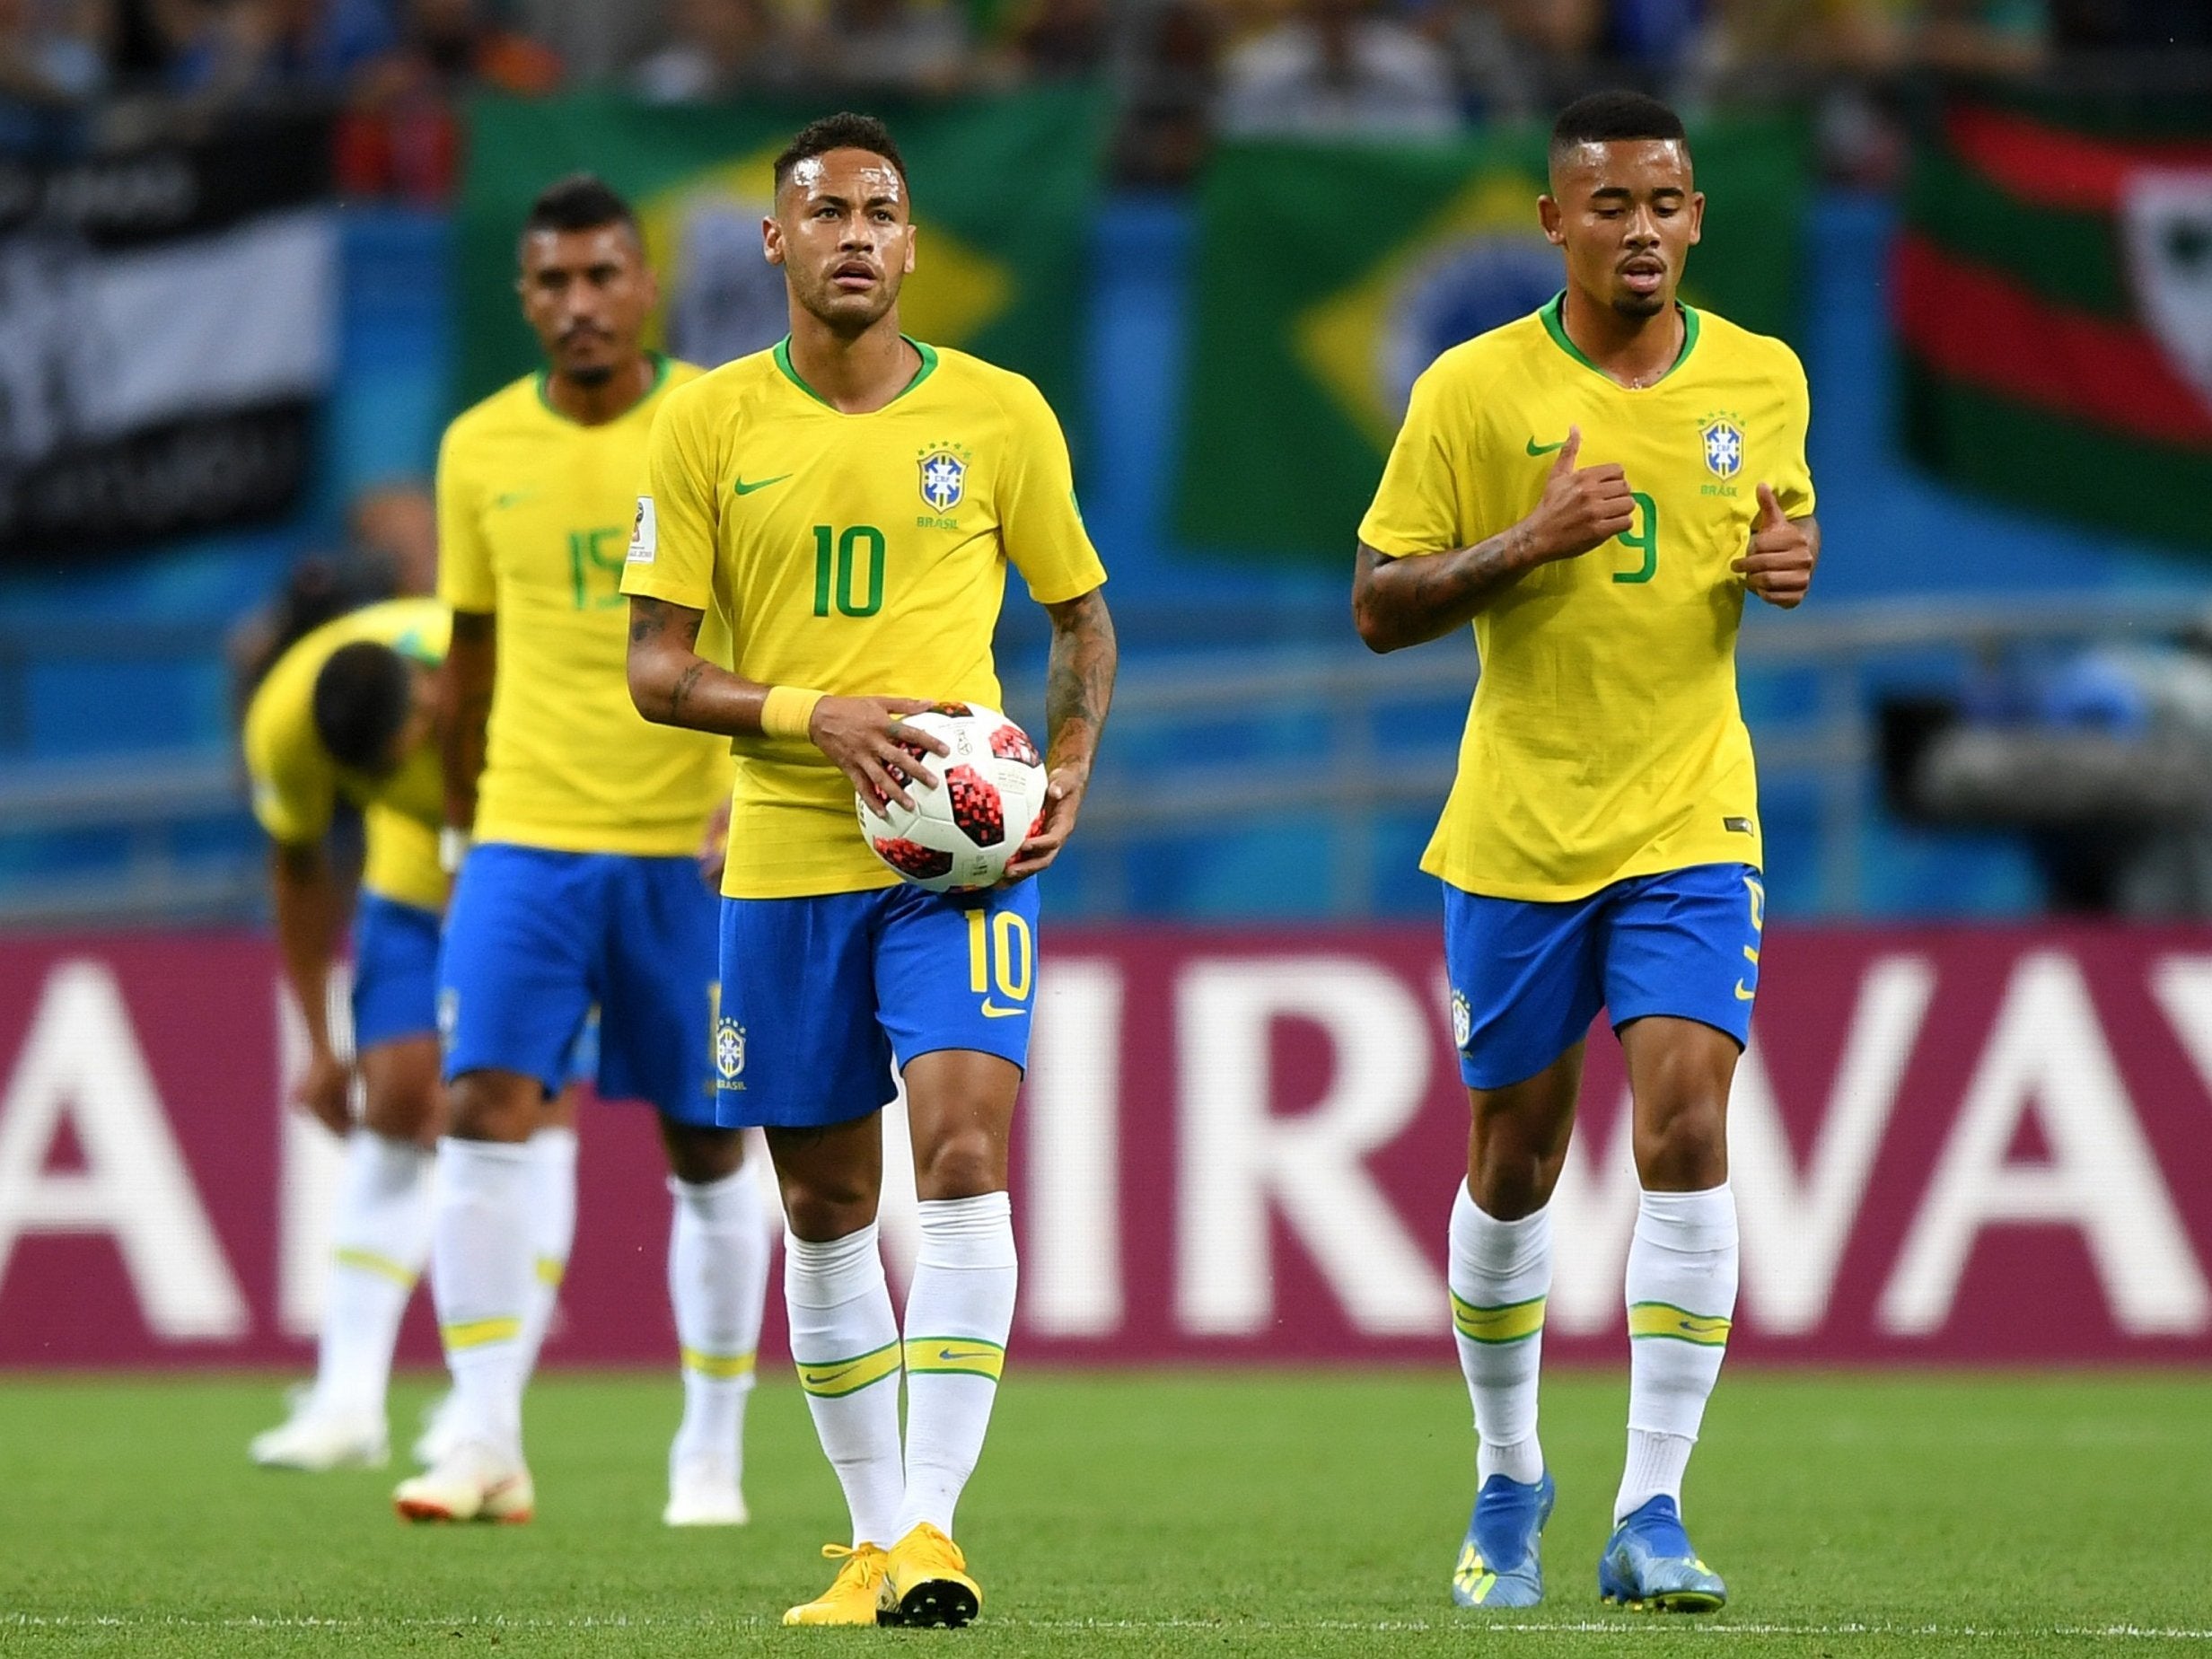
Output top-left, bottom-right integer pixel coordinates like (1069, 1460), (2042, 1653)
(2, 1369), (2206, 1655)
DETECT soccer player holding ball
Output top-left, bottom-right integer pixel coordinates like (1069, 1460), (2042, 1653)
(1352, 92), (1820, 1612)
(624, 112), (1116, 1628)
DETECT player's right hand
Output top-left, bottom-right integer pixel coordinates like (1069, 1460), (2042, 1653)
(294, 1047), (352, 1137)
(809, 695), (952, 818)
(1524, 426), (1636, 562)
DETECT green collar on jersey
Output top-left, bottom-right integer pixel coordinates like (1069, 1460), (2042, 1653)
(533, 351), (670, 425)
(774, 335), (938, 410)
(1540, 292), (1699, 387)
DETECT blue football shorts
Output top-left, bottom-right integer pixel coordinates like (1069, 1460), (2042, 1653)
(437, 842), (719, 1126)
(350, 891), (441, 1052)
(713, 879), (1043, 1129)
(1443, 862), (1766, 1091)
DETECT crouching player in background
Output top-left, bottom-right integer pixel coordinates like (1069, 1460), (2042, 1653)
(241, 597), (588, 1468)
(624, 114), (1116, 1625)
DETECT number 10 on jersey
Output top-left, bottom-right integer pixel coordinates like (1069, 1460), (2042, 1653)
(812, 524), (885, 618)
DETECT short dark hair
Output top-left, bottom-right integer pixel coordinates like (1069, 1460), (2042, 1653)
(772, 112), (908, 197)
(522, 173), (638, 241)
(1549, 91), (1689, 164)
(312, 641), (415, 775)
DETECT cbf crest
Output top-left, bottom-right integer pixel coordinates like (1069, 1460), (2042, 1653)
(917, 440), (972, 515)
(1698, 411), (1744, 479)
(715, 1016), (747, 1086)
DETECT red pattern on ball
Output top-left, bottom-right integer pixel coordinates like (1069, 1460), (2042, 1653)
(990, 724), (1041, 768)
(945, 765), (1006, 847)
(872, 838), (954, 880)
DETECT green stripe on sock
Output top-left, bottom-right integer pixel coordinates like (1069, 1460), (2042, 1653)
(794, 1339), (901, 1399)
(442, 1315), (522, 1351)
(332, 1247), (417, 1288)
(1628, 1301), (1732, 1346)
(902, 1335), (1006, 1380)
(1452, 1291), (1546, 1345)
(682, 1347), (757, 1380)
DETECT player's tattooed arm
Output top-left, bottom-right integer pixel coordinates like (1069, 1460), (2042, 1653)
(625, 595), (947, 812)
(1006, 585), (1118, 881)
(440, 610), (496, 831)
(1353, 426), (1635, 652)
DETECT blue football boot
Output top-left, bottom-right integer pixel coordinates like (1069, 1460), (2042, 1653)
(1597, 1496), (1727, 1612)
(1450, 1470), (1555, 1608)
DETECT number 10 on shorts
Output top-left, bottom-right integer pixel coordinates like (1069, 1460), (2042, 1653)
(967, 907), (1032, 1006)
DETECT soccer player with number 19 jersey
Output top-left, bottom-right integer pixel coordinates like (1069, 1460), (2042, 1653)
(624, 113), (1116, 1628)
(1354, 92), (1820, 1613)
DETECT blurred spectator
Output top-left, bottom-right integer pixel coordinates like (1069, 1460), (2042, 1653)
(157, 0), (396, 103)
(797, 0), (969, 92)
(1918, 0), (2046, 74)
(341, 0), (560, 202)
(1435, 0), (1609, 123)
(0, 0), (106, 155)
(349, 481), (437, 598)
(1114, 0), (1219, 185)
(227, 480), (436, 713)
(1002, 0), (1106, 76)
(2052, 0), (2211, 49)
(1217, 0), (1460, 139)
(632, 0), (779, 101)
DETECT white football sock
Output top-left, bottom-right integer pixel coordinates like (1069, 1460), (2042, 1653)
(668, 1166), (771, 1474)
(428, 1137), (535, 1463)
(314, 1129), (434, 1418)
(1617, 1183), (1739, 1523)
(515, 1126), (577, 1377)
(1447, 1181), (1550, 1488)
(892, 1192), (1017, 1540)
(786, 1222), (905, 1548)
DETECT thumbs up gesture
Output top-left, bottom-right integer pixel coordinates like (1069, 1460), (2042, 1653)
(1523, 426), (1638, 564)
(1732, 482), (1816, 610)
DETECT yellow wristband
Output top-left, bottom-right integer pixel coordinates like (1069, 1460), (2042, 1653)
(760, 686), (827, 741)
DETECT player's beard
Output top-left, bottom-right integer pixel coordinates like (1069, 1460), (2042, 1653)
(558, 362), (617, 390)
(798, 267), (900, 338)
(1611, 285), (1669, 320)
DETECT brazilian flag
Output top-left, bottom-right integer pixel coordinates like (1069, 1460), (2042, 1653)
(1173, 119), (1809, 558)
(453, 90), (1107, 429)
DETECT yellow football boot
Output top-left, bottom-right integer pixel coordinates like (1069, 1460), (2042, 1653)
(781, 1543), (891, 1627)
(882, 1523), (981, 1628)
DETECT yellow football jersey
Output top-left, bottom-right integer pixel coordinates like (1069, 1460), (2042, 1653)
(241, 597), (451, 911)
(623, 338), (1108, 899)
(1358, 297), (1814, 901)
(437, 356), (733, 856)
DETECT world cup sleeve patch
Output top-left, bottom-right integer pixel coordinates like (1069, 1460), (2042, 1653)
(628, 496), (657, 564)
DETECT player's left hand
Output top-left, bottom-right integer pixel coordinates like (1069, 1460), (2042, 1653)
(1002, 765), (1086, 883)
(1733, 483), (1815, 610)
(696, 796), (731, 890)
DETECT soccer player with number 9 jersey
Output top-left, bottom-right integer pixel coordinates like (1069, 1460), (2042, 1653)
(1353, 92), (1820, 1614)
(623, 113), (1117, 1628)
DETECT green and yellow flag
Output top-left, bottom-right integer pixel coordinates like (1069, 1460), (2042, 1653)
(454, 90), (1107, 425)
(1173, 120), (1809, 557)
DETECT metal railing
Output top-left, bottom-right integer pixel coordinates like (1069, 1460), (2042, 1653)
(0, 594), (2201, 927)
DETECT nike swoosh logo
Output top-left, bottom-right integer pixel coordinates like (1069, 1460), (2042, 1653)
(733, 473), (793, 496)
(934, 1347), (996, 1364)
(1734, 981), (1756, 1002)
(491, 490), (536, 509)
(1525, 437), (1566, 456)
(1673, 1316), (1731, 1337)
(980, 1000), (1025, 1018)
(799, 1361), (861, 1388)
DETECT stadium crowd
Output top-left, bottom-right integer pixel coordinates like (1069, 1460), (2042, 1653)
(5, 0), (2205, 184)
